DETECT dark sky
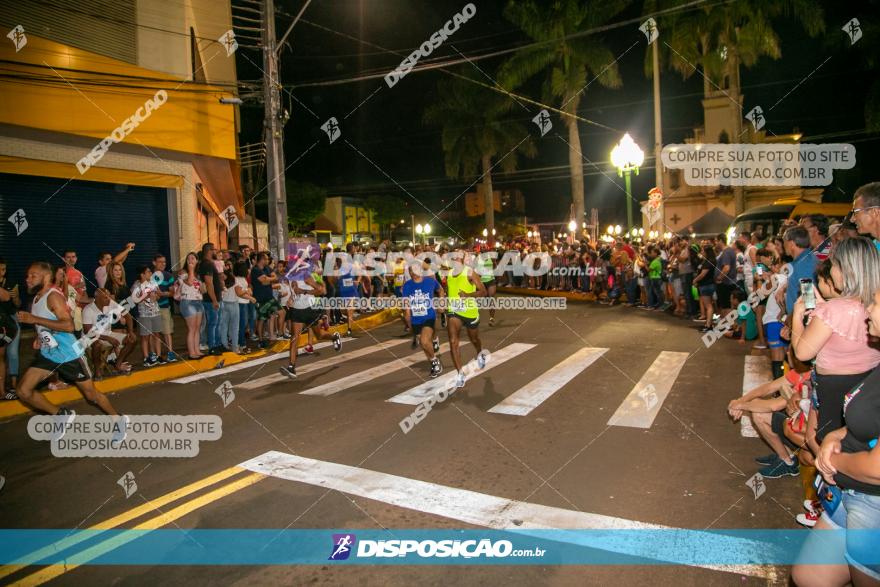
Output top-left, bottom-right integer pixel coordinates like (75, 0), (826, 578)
(237, 0), (880, 227)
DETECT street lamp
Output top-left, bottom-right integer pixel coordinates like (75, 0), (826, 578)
(638, 228), (645, 236)
(568, 220), (577, 232)
(424, 224), (431, 235)
(610, 133), (644, 233)
(606, 225), (614, 235)
(527, 231), (533, 238)
(614, 225), (622, 235)
(482, 228), (488, 237)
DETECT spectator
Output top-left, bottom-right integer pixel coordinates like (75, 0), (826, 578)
(82, 288), (137, 377)
(62, 249), (90, 310)
(646, 246), (663, 310)
(218, 261), (243, 353)
(851, 181), (880, 250)
(678, 238), (698, 318)
(693, 245), (716, 332)
(0, 257), (21, 399)
(800, 214), (831, 261)
(198, 243), (224, 356)
(756, 249), (787, 379)
(250, 252), (280, 347)
(95, 243), (135, 290)
(131, 266), (163, 367)
(151, 254), (177, 363)
(177, 252), (205, 360)
(782, 226), (817, 316)
(713, 233), (738, 315)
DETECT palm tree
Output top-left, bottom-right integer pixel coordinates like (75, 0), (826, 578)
(499, 0), (631, 226)
(646, 0), (824, 213)
(424, 70), (536, 243)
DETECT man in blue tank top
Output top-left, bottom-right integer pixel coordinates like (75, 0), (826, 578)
(402, 262), (445, 378)
(16, 262), (122, 426)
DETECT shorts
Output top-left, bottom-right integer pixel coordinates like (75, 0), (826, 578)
(412, 320), (436, 336)
(137, 314), (163, 336)
(257, 299), (281, 321)
(393, 286), (403, 297)
(482, 279), (497, 289)
(770, 410), (799, 450)
(764, 321), (786, 349)
(97, 330), (128, 347)
(31, 353), (92, 383)
(672, 278), (683, 297)
(822, 489), (880, 581)
(697, 283), (716, 297)
(371, 276), (384, 294)
(289, 308), (323, 327)
(716, 282), (733, 306)
(180, 299), (203, 318)
(449, 313), (480, 329)
(159, 307), (174, 335)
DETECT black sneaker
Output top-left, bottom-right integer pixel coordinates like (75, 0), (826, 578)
(759, 459), (799, 479)
(755, 453), (781, 466)
(156, 355), (168, 365)
(210, 346), (225, 356)
(259, 339), (269, 349)
(429, 359), (442, 379)
(279, 365), (297, 380)
(3, 389), (18, 401)
(346, 329), (353, 337)
(332, 332), (342, 351)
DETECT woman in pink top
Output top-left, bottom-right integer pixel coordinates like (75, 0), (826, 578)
(792, 237), (880, 455)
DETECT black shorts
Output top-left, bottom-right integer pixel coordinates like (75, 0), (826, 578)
(716, 282), (733, 306)
(449, 313), (480, 329)
(289, 308), (323, 327)
(411, 320), (435, 336)
(770, 410), (799, 450)
(482, 279), (497, 289)
(31, 353), (92, 383)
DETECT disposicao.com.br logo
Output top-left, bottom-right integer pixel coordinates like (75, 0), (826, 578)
(329, 535), (544, 560)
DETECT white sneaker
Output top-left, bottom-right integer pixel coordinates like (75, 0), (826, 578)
(111, 414), (130, 445)
(455, 371), (466, 388)
(476, 350), (490, 370)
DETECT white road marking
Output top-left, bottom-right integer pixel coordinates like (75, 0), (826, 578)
(301, 342), (465, 396)
(606, 351), (689, 428)
(236, 338), (410, 390)
(170, 340), (349, 384)
(385, 343), (537, 405)
(240, 450), (772, 578)
(741, 355), (771, 438)
(488, 347), (608, 416)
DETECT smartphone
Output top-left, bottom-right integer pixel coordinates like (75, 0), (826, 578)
(800, 278), (816, 310)
(756, 265), (764, 276)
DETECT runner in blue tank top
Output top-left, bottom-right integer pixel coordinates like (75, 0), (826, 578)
(402, 262), (445, 378)
(16, 262), (123, 427)
(332, 255), (369, 337)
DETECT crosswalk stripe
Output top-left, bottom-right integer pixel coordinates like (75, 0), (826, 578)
(740, 355), (770, 438)
(385, 343), (537, 406)
(606, 351), (689, 428)
(236, 338), (410, 391)
(488, 347), (609, 416)
(239, 450), (770, 579)
(301, 342), (466, 396)
(170, 339), (349, 384)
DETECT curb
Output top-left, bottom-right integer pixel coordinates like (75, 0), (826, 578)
(0, 308), (400, 421)
(498, 286), (600, 303)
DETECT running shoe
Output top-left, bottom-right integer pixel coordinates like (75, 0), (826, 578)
(165, 352), (179, 363)
(52, 408), (76, 441)
(279, 365), (297, 380)
(432, 337), (440, 353)
(259, 339), (269, 349)
(489, 316), (495, 326)
(430, 358), (443, 379)
(476, 350), (490, 370)
(332, 332), (342, 351)
(455, 371), (466, 388)
(156, 354), (168, 365)
(111, 414), (130, 445)
(346, 329), (353, 337)
(755, 453), (781, 466)
(249, 334), (259, 342)
(303, 344), (315, 355)
(3, 389), (18, 401)
(759, 459), (799, 479)
(803, 499), (820, 515)
(753, 343), (768, 350)
(199, 344), (209, 352)
(796, 510), (820, 528)
(144, 353), (159, 368)
(209, 346), (224, 356)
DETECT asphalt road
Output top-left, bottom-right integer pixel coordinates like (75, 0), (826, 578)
(0, 301), (803, 586)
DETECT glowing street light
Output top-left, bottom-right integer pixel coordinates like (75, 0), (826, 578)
(607, 225), (614, 235)
(527, 230), (533, 238)
(424, 224), (431, 235)
(415, 224), (423, 235)
(610, 133), (644, 233)
(568, 220), (577, 232)
(614, 225), (622, 235)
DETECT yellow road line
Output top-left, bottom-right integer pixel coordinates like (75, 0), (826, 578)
(11, 472), (266, 587)
(0, 465), (246, 581)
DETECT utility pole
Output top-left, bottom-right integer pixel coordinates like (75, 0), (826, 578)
(262, 0), (288, 260)
(652, 39), (664, 231)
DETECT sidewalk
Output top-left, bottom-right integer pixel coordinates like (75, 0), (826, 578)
(0, 308), (400, 420)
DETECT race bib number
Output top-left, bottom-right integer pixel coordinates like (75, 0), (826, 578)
(449, 298), (466, 313)
(342, 278), (354, 288)
(39, 330), (58, 349)
(411, 299), (429, 317)
(394, 275), (404, 286)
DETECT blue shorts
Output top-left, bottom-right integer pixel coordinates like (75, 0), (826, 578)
(179, 299), (203, 318)
(764, 321), (787, 349)
(697, 284), (715, 297)
(822, 489), (880, 581)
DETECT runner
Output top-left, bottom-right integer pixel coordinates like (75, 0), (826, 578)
(15, 262), (123, 423)
(402, 263), (445, 378)
(476, 246), (498, 326)
(332, 256), (367, 337)
(446, 247), (489, 388)
(279, 263), (342, 380)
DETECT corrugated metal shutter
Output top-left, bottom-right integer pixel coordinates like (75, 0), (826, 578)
(0, 0), (136, 64)
(0, 173), (170, 293)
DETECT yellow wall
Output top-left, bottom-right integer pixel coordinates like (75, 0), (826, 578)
(0, 35), (237, 160)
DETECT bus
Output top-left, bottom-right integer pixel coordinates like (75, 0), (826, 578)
(727, 200), (851, 241)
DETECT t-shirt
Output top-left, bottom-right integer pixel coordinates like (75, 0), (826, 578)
(648, 257), (662, 279)
(250, 266), (274, 303)
(153, 270), (174, 308)
(0, 278), (17, 316)
(234, 277), (250, 304)
(786, 249), (818, 315)
(198, 259), (223, 303)
(402, 277), (439, 324)
(81, 302), (113, 337)
(132, 281), (160, 318)
(715, 247), (737, 284)
(177, 273), (202, 301)
(763, 273), (786, 324)
(838, 366), (880, 495)
(221, 277), (240, 303)
(693, 259), (713, 285)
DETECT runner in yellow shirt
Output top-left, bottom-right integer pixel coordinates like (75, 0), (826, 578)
(446, 246), (489, 388)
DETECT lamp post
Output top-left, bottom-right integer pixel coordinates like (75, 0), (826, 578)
(610, 133), (644, 233)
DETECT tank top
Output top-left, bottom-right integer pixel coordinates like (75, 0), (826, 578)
(292, 280), (316, 310)
(447, 267), (478, 319)
(32, 288), (83, 363)
(477, 256), (494, 283)
(338, 269), (359, 297)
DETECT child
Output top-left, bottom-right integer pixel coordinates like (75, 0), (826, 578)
(131, 266), (163, 367)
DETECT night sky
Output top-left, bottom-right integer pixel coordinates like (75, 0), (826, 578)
(236, 0), (880, 229)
